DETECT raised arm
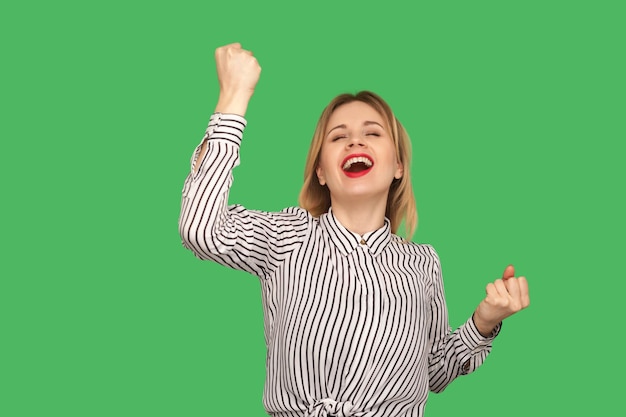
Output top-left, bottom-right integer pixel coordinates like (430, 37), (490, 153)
(178, 44), (310, 279)
(193, 43), (261, 173)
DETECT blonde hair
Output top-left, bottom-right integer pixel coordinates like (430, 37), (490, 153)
(298, 91), (418, 239)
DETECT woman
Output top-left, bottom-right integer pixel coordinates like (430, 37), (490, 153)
(179, 43), (530, 417)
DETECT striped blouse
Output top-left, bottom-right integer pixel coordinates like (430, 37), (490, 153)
(179, 113), (499, 417)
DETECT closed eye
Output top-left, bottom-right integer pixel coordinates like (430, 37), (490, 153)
(332, 135), (347, 142)
(366, 132), (381, 137)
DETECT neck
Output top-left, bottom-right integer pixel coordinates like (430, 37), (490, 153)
(330, 194), (388, 236)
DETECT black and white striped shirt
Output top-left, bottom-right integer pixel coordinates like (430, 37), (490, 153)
(179, 113), (499, 417)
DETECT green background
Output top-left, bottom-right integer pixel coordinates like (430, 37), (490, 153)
(2, 0), (624, 415)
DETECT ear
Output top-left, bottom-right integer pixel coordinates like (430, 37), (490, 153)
(316, 166), (326, 185)
(394, 160), (404, 180)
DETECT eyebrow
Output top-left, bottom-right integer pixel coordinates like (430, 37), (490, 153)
(325, 121), (384, 137)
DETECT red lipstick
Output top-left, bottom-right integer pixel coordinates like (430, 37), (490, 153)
(341, 153), (374, 178)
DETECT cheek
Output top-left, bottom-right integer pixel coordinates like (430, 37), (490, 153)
(317, 150), (333, 174)
(316, 156), (329, 182)
(383, 151), (400, 170)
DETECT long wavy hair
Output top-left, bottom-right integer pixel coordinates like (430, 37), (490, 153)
(298, 91), (417, 239)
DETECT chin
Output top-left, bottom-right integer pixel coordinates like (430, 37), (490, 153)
(336, 186), (388, 201)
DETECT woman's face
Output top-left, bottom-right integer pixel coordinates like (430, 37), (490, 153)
(316, 101), (403, 205)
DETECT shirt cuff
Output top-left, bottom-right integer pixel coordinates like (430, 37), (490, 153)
(460, 316), (501, 351)
(203, 112), (247, 146)
(190, 113), (248, 172)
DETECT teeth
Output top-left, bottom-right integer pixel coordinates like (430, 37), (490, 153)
(343, 156), (373, 170)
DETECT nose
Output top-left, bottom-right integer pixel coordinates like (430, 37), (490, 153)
(346, 135), (366, 148)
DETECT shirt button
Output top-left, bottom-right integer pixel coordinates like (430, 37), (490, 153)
(360, 238), (367, 245)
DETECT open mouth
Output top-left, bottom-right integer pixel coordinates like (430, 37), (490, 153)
(342, 154), (374, 178)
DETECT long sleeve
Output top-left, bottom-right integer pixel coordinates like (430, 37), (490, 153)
(178, 113), (310, 279)
(178, 114), (500, 415)
(426, 245), (500, 393)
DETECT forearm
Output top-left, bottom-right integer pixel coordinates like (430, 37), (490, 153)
(194, 41), (259, 174)
(428, 317), (500, 393)
(193, 92), (251, 174)
(179, 114), (246, 258)
(215, 90), (252, 116)
(472, 311), (501, 338)
(426, 246), (499, 392)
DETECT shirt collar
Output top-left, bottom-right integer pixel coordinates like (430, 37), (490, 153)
(320, 207), (391, 257)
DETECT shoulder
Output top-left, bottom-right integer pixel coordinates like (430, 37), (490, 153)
(241, 206), (315, 226)
(263, 206), (317, 234)
(278, 206), (316, 223)
(243, 206), (312, 222)
(389, 236), (440, 261)
(232, 206), (315, 243)
(388, 238), (443, 285)
(230, 205), (315, 234)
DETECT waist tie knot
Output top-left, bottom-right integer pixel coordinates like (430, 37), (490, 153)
(307, 399), (357, 417)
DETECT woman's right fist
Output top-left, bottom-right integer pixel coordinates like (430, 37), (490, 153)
(215, 43), (261, 100)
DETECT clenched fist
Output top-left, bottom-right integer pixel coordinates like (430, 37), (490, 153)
(214, 43), (262, 116)
(473, 265), (530, 337)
